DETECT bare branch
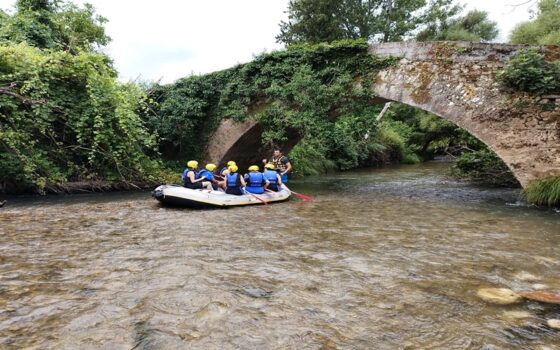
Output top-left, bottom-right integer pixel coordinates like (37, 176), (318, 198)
(506, 0), (538, 7)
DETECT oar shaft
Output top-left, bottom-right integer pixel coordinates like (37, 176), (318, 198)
(243, 189), (268, 205)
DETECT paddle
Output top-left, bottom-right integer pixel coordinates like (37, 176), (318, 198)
(243, 189), (268, 205)
(290, 190), (313, 202)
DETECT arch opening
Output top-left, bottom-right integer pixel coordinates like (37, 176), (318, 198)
(207, 99), (522, 188)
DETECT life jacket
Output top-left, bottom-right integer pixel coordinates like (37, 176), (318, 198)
(183, 168), (198, 184)
(263, 169), (278, 184)
(220, 167), (229, 176)
(226, 173), (241, 189)
(272, 156), (288, 172)
(197, 169), (213, 181)
(247, 172), (265, 187)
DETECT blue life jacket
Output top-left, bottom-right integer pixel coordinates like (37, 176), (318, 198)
(244, 171), (265, 194)
(227, 173), (240, 189)
(263, 169), (278, 184)
(182, 168), (198, 184)
(197, 169), (214, 181)
(247, 172), (265, 187)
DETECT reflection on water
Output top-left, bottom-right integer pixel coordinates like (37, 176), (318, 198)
(0, 162), (559, 349)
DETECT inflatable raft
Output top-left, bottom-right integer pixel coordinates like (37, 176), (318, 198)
(152, 184), (291, 208)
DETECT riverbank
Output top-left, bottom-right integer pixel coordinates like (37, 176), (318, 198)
(0, 180), (158, 197)
(2, 161), (558, 209)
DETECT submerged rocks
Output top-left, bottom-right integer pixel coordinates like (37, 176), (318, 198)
(514, 271), (540, 282)
(477, 288), (523, 305)
(520, 291), (560, 305)
(502, 310), (533, 320)
(531, 284), (549, 290)
(546, 319), (560, 330)
(237, 287), (273, 299)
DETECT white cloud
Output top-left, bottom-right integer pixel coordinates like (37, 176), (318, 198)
(461, 0), (534, 42)
(0, 0), (535, 83)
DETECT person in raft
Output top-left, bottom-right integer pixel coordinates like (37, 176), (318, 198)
(263, 163), (282, 192)
(263, 148), (292, 183)
(216, 161), (236, 190)
(219, 161), (236, 178)
(244, 165), (269, 194)
(197, 163), (219, 190)
(225, 165), (246, 195)
(182, 160), (213, 190)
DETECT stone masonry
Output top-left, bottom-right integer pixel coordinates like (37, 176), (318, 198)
(206, 42), (560, 187)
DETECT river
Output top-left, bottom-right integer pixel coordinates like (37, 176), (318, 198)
(0, 162), (559, 349)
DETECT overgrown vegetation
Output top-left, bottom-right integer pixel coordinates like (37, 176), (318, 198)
(0, 0), (550, 194)
(377, 104), (520, 187)
(274, 0), (518, 186)
(149, 40), (399, 173)
(0, 0), (168, 194)
(497, 49), (560, 95)
(450, 150), (520, 187)
(523, 176), (560, 207)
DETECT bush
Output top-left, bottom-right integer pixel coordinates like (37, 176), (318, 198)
(450, 149), (520, 187)
(0, 43), (161, 193)
(289, 138), (337, 176)
(497, 49), (560, 95)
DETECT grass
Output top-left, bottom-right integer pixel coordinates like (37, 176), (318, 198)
(523, 176), (560, 207)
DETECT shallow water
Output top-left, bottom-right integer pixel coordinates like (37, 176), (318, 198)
(1, 162), (559, 349)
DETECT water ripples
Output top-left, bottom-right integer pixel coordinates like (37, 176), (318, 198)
(0, 163), (559, 349)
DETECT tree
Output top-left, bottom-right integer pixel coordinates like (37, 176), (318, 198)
(0, 1), (161, 194)
(0, 0), (110, 53)
(417, 9), (499, 42)
(277, 0), (461, 45)
(509, 0), (560, 45)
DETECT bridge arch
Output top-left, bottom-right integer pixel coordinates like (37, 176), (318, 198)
(206, 42), (560, 187)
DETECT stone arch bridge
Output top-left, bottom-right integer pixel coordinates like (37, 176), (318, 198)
(206, 42), (560, 187)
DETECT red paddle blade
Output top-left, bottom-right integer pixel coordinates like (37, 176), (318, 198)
(293, 192), (313, 202)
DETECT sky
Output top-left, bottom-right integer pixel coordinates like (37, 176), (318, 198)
(0, 0), (536, 83)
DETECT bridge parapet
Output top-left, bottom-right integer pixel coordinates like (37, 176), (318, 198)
(368, 41), (554, 63)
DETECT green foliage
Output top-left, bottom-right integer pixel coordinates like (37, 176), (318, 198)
(510, 0), (560, 45)
(381, 103), (474, 159)
(151, 39), (396, 166)
(497, 49), (560, 95)
(523, 176), (560, 207)
(417, 10), (498, 42)
(289, 138), (337, 176)
(0, 0), (110, 53)
(0, 43), (160, 193)
(277, 0), (462, 44)
(145, 72), (230, 159)
(450, 149), (520, 187)
(377, 103), (519, 186)
(378, 120), (420, 163)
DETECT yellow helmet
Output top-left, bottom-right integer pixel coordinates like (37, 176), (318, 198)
(227, 161), (236, 167)
(229, 165), (238, 173)
(187, 160), (198, 168)
(264, 163), (275, 170)
(205, 163), (216, 171)
(248, 165), (259, 172)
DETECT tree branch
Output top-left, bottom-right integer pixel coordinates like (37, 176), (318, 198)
(376, 101), (392, 121)
(0, 87), (46, 105)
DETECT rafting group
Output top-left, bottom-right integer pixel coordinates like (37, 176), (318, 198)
(181, 149), (292, 196)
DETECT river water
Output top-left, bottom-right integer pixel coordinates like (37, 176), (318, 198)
(0, 162), (559, 349)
